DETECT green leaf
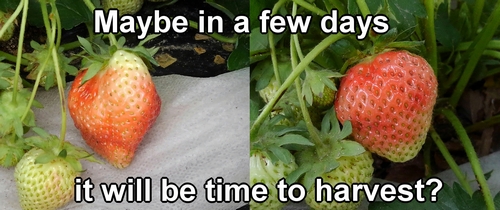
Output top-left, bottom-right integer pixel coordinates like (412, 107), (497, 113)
(58, 149), (67, 158)
(35, 152), (57, 164)
(27, 0), (92, 30)
(12, 118), (24, 138)
(227, 35), (249, 70)
(366, 0), (427, 39)
(32, 127), (50, 138)
(0, 0), (19, 12)
(494, 192), (500, 209)
(267, 145), (293, 164)
(206, 0), (248, 20)
(65, 156), (84, 172)
(81, 62), (103, 84)
(337, 140), (365, 157)
(286, 163), (312, 185)
(277, 134), (314, 147)
(435, 3), (461, 48)
(130, 46), (159, 66)
(138, 34), (162, 47)
(78, 36), (97, 56)
(0, 78), (10, 90)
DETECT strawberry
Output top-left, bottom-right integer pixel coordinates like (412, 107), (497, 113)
(312, 82), (336, 111)
(0, 10), (15, 42)
(250, 149), (297, 210)
(335, 50), (438, 162)
(68, 49), (161, 168)
(305, 151), (374, 210)
(15, 135), (98, 209)
(102, 0), (144, 16)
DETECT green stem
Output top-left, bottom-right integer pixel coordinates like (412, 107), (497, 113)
(187, 20), (237, 43)
(290, 2), (324, 150)
(39, 0), (52, 40)
(482, 50), (500, 60)
(0, 50), (29, 65)
(438, 40), (500, 52)
(441, 109), (494, 210)
(21, 47), (52, 122)
(355, 0), (371, 17)
(0, 0), (23, 40)
(424, 0), (438, 74)
(465, 114), (500, 133)
(429, 126), (473, 195)
(449, 1), (500, 107)
(82, 0), (118, 46)
(250, 33), (347, 139)
(268, 0), (288, 85)
(291, 38), (323, 150)
(471, 0), (485, 34)
(292, 0), (328, 15)
(423, 140), (433, 177)
(11, 0), (30, 105)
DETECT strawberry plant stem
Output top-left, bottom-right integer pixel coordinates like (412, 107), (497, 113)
(292, 0), (328, 16)
(11, 0), (29, 105)
(423, 0), (438, 74)
(465, 114), (500, 133)
(0, 50), (28, 65)
(82, 0), (118, 46)
(355, 0), (371, 17)
(438, 40), (500, 52)
(187, 20), (237, 43)
(429, 126), (473, 195)
(268, 0), (288, 85)
(449, 0), (500, 107)
(251, 33), (347, 139)
(471, 0), (485, 34)
(291, 40), (324, 151)
(21, 48), (52, 122)
(0, 0), (23, 40)
(441, 109), (495, 210)
(291, 2), (325, 151)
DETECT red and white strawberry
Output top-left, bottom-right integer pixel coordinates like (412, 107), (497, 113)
(68, 49), (161, 168)
(335, 50), (438, 162)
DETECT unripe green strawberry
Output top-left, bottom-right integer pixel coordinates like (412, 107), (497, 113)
(102, 0), (144, 16)
(259, 76), (280, 104)
(305, 151), (374, 210)
(250, 150), (297, 210)
(312, 81), (336, 111)
(0, 11), (15, 42)
(15, 148), (79, 210)
(335, 50), (438, 162)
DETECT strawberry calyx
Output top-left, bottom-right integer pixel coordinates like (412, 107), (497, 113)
(0, 133), (31, 167)
(25, 127), (101, 172)
(76, 34), (160, 85)
(23, 40), (78, 90)
(287, 109), (367, 190)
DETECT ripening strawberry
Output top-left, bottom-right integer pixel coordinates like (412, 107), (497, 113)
(305, 151), (374, 210)
(102, 0), (144, 15)
(250, 150), (297, 210)
(15, 148), (78, 210)
(68, 49), (161, 168)
(335, 50), (438, 162)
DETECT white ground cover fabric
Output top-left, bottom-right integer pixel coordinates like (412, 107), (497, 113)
(0, 68), (249, 209)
